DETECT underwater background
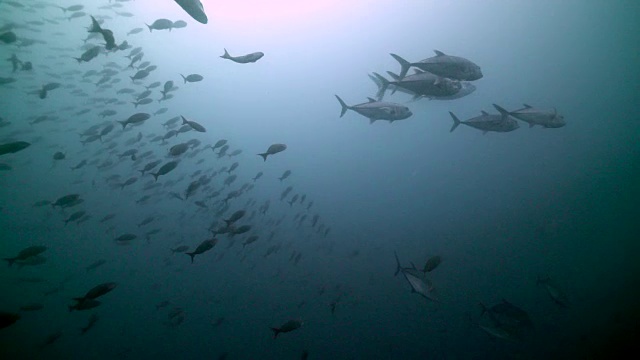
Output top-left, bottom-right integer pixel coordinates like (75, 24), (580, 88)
(1, 0), (639, 359)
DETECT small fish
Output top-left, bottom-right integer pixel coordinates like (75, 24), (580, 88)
(220, 49), (264, 64)
(180, 73), (203, 83)
(270, 319), (303, 338)
(180, 115), (206, 132)
(257, 143), (286, 161)
(174, 0), (208, 24)
(185, 238), (217, 263)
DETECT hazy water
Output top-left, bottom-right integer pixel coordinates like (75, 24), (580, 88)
(1, 1), (639, 359)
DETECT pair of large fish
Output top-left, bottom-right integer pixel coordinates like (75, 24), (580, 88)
(450, 104), (565, 134)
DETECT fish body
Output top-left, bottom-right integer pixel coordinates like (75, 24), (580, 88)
(220, 49), (264, 64)
(186, 238), (217, 263)
(391, 50), (482, 81)
(174, 0), (208, 24)
(271, 319), (303, 338)
(335, 95), (412, 123)
(258, 144), (286, 161)
(4, 246), (47, 267)
(181, 116), (206, 132)
(0, 141), (30, 156)
(449, 104), (520, 133)
(509, 104), (565, 128)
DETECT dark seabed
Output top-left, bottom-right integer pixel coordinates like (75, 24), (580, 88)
(1, 0), (639, 359)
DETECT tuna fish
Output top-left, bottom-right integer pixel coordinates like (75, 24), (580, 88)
(449, 104), (520, 134)
(509, 104), (565, 128)
(391, 50), (483, 81)
(180, 115), (206, 132)
(180, 74), (203, 83)
(335, 96), (412, 123)
(150, 161), (179, 181)
(174, 0), (208, 24)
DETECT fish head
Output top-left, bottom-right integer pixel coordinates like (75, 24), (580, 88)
(548, 112), (566, 128)
(464, 64), (483, 80)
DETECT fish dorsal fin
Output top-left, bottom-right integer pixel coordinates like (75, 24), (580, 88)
(523, 104), (532, 108)
(386, 71), (400, 81)
(434, 50), (446, 56)
(481, 110), (489, 115)
(366, 97), (376, 103)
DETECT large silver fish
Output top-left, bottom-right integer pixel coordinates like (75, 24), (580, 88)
(449, 104), (520, 134)
(391, 50), (483, 81)
(174, 0), (208, 24)
(335, 95), (412, 124)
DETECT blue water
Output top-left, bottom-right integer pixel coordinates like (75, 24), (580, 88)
(1, 1), (639, 359)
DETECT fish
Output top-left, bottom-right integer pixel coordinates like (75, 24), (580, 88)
(186, 238), (217, 263)
(174, 0), (208, 24)
(146, 19), (173, 32)
(4, 246), (47, 267)
(127, 28), (144, 35)
(114, 233), (137, 245)
(220, 49), (264, 64)
(253, 172), (263, 181)
(180, 74), (203, 83)
(449, 104), (520, 134)
(391, 50), (483, 81)
(0, 31), (17, 44)
(69, 282), (117, 311)
(537, 276), (570, 308)
(335, 95), (412, 123)
(74, 46), (101, 63)
(170, 143), (190, 156)
(279, 170), (291, 181)
(86, 259), (107, 272)
(271, 319), (303, 338)
(0, 141), (30, 156)
(509, 104), (566, 128)
(181, 115), (206, 132)
(172, 20), (188, 29)
(63, 210), (86, 225)
(224, 210), (246, 226)
(130, 69), (150, 81)
(258, 144), (287, 161)
(394, 252), (438, 302)
(80, 314), (98, 335)
(374, 71), (461, 100)
(52, 194), (80, 208)
(118, 113), (150, 129)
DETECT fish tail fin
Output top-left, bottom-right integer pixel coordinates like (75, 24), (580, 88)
(181, 116), (188, 125)
(186, 252), (195, 263)
(146, 24), (152, 32)
(270, 328), (280, 339)
(132, 101), (138, 108)
(257, 153), (268, 162)
(393, 251), (401, 277)
(372, 72), (389, 100)
(117, 120), (127, 129)
(386, 71), (401, 81)
(220, 48), (230, 59)
(449, 112), (460, 132)
(150, 172), (159, 181)
(390, 53), (411, 80)
(73, 57), (82, 63)
(4, 258), (15, 267)
(180, 74), (186, 84)
(334, 95), (349, 118)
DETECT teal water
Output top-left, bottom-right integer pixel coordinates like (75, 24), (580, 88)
(1, 1), (639, 359)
